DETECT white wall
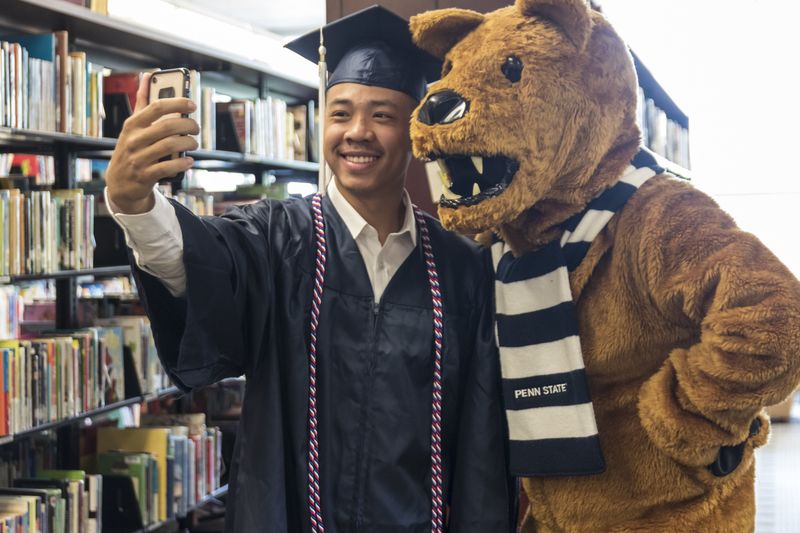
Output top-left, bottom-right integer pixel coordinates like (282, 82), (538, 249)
(600, 0), (800, 276)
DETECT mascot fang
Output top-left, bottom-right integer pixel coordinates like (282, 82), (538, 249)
(410, 0), (800, 530)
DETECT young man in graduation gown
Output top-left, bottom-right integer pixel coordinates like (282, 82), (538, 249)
(104, 6), (514, 532)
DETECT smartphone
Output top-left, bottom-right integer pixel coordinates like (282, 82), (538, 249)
(148, 68), (191, 162)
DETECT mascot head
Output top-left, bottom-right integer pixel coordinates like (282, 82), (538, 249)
(410, 0), (641, 250)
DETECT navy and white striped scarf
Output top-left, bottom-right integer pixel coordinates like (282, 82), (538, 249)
(492, 150), (664, 476)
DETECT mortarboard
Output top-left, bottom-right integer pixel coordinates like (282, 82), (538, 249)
(285, 5), (441, 102)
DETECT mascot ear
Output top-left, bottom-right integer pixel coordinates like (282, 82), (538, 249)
(410, 8), (485, 59)
(516, 0), (591, 51)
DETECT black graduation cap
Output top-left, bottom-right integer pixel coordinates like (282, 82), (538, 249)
(285, 5), (442, 101)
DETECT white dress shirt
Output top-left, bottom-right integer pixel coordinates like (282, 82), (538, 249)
(105, 180), (417, 302)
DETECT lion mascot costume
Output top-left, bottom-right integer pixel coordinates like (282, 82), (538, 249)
(408, 0), (800, 530)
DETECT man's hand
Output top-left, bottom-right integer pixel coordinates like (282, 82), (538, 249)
(106, 72), (200, 214)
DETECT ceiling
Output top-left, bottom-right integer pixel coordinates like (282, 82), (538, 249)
(169, 0), (326, 37)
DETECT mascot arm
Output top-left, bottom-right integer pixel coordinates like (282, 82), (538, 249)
(634, 180), (800, 467)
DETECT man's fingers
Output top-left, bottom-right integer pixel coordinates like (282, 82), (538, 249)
(126, 117), (199, 152)
(127, 97), (196, 130)
(137, 135), (200, 168)
(142, 157), (195, 182)
(133, 72), (152, 114)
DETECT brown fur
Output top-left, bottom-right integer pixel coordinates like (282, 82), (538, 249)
(410, 0), (800, 530)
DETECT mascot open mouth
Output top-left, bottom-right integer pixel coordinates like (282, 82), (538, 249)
(429, 154), (519, 208)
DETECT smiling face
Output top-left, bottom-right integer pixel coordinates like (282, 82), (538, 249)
(324, 83), (417, 199)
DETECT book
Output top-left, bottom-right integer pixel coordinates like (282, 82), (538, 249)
(89, 0), (108, 15)
(169, 432), (189, 517)
(86, 474), (101, 533)
(13, 478), (71, 533)
(200, 86), (216, 151)
(97, 451), (149, 525)
(216, 101), (249, 153)
(37, 470), (86, 533)
(0, 487), (60, 533)
(96, 427), (170, 522)
(288, 104), (308, 161)
(0, 494), (37, 533)
(94, 316), (148, 396)
(96, 326), (124, 405)
(103, 72), (140, 139)
(55, 31), (69, 134)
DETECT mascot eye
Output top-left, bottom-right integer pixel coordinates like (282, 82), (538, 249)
(501, 55), (523, 83)
(442, 59), (453, 77)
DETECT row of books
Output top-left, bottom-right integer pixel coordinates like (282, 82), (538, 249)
(0, 469), (101, 533)
(636, 87), (691, 169)
(0, 155), (56, 187)
(0, 412), (224, 532)
(0, 189), (95, 277)
(1, 155), (99, 188)
(0, 315), (168, 436)
(2, 32), (316, 164)
(0, 32), (105, 137)
(105, 70), (314, 161)
(94, 415), (223, 526)
(217, 98), (310, 162)
(171, 190), (214, 217)
(0, 329), (121, 436)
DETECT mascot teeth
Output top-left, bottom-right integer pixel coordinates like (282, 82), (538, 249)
(433, 154), (519, 208)
(471, 156), (484, 175)
(441, 185), (462, 200)
(437, 160), (453, 188)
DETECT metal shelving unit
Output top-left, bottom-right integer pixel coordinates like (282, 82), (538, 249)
(0, 386), (183, 446)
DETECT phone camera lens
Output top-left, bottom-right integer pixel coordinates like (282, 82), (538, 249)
(151, 76), (158, 84)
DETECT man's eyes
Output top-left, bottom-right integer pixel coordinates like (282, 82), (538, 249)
(329, 110), (394, 120)
(329, 110), (352, 121)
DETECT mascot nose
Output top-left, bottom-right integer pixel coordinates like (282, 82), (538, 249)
(418, 90), (469, 125)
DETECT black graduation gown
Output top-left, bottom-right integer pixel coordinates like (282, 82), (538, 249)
(132, 195), (514, 532)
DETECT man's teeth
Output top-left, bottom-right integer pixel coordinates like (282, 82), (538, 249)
(345, 155), (377, 163)
(471, 156), (483, 175)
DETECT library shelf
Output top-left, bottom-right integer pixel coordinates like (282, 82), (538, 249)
(0, 128), (320, 176)
(0, 386), (183, 446)
(1, 265), (132, 285)
(136, 484), (229, 533)
(0, 0), (316, 102)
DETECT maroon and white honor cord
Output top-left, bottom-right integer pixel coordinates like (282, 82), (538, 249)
(307, 193), (445, 532)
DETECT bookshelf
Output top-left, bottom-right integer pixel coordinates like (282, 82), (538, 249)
(0, 386), (181, 446)
(0, 265), (131, 284)
(632, 51), (692, 179)
(137, 483), (228, 533)
(581, 1), (691, 177)
(0, 127), (320, 178)
(0, 0), (315, 530)
(2, 0), (317, 102)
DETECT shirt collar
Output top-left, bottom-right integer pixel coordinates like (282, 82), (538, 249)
(327, 179), (417, 246)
